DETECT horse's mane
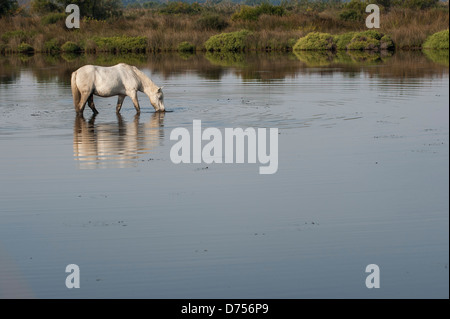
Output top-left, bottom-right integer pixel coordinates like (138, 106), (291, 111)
(126, 64), (158, 92)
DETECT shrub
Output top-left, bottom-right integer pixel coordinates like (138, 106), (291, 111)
(232, 3), (285, 21)
(17, 42), (34, 53)
(158, 2), (202, 15)
(293, 32), (336, 51)
(294, 31), (395, 51)
(178, 41), (195, 52)
(339, 9), (362, 21)
(0, 0), (18, 18)
(334, 32), (356, 50)
(392, 0), (439, 9)
(423, 30), (449, 49)
(339, 0), (366, 21)
(61, 41), (82, 53)
(196, 14), (229, 31)
(88, 36), (148, 53)
(43, 38), (60, 53)
(41, 12), (66, 25)
(346, 30), (394, 51)
(205, 30), (253, 52)
(31, 0), (61, 14)
(1, 30), (35, 43)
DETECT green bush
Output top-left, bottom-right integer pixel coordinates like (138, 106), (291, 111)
(293, 32), (336, 51)
(178, 41), (195, 52)
(17, 42), (34, 53)
(61, 41), (82, 53)
(380, 34), (395, 50)
(1, 30), (35, 43)
(0, 0), (18, 18)
(346, 30), (394, 51)
(423, 30), (449, 49)
(294, 31), (395, 51)
(31, 0), (61, 14)
(43, 38), (60, 53)
(232, 3), (285, 21)
(41, 12), (66, 25)
(158, 1), (202, 15)
(334, 32), (356, 50)
(339, 0), (366, 21)
(88, 36), (148, 53)
(392, 0), (439, 9)
(339, 9), (362, 21)
(196, 14), (229, 31)
(205, 30), (253, 52)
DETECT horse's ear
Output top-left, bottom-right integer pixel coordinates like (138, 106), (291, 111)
(157, 87), (162, 93)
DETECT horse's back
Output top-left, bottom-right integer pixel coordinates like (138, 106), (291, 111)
(74, 64), (139, 97)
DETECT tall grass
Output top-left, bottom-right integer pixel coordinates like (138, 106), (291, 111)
(0, 5), (448, 53)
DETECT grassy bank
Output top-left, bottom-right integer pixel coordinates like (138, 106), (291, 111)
(0, 2), (448, 54)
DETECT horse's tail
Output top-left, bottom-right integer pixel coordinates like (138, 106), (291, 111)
(71, 71), (80, 111)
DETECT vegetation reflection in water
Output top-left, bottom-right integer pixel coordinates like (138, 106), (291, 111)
(1, 50), (448, 168)
(1, 50), (448, 87)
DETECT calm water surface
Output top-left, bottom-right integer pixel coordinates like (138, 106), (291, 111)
(0, 52), (448, 298)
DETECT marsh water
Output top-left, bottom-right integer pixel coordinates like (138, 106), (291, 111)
(0, 51), (448, 298)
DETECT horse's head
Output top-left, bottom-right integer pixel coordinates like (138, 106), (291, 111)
(150, 87), (165, 112)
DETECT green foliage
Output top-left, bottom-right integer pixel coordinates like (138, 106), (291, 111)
(1, 30), (36, 43)
(339, 9), (362, 21)
(17, 42), (34, 53)
(43, 38), (60, 53)
(345, 30), (394, 51)
(294, 31), (395, 51)
(293, 32), (336, 51)
(41, 12), (66, 25)
(177, 41), (195, 52)
(204, 29), (253, 52)
(380, 34), (394, 50)
(423, 30), (449, 49)
(339, 0), (367, 22)
(87, 36), (147, 53)
(61, 41), (81, 53)
(158, 1), (202, 15)
(0, 0), (18, 18)
(391, 0), (439, 9)
(232, 3), (285, 21)
(56, 0), (122, 20)
(30, 0), (60, 14)
(196, 14), (229, 31)
(334, 32), (356, 50)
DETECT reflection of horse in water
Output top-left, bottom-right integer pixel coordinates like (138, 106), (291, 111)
(73, 113), (165, 169)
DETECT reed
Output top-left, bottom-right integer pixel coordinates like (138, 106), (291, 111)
(0, 5), (448, 54)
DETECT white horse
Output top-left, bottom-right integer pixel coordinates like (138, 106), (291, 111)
(71, 63), (165, 115)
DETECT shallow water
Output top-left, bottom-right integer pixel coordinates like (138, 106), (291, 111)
(0, 52), (448, 298)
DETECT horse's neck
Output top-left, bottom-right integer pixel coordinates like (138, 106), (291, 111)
(135, 69), (156, 93)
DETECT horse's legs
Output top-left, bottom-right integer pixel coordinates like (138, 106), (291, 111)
(129, 91), (140, 114)
(77, 93), (89, 115)
(87, 94), (99, 115)
(116, 95), (126, 113)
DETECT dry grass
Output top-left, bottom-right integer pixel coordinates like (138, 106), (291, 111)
(381, 8), (449, 48)
(0, 7), (448, 53)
